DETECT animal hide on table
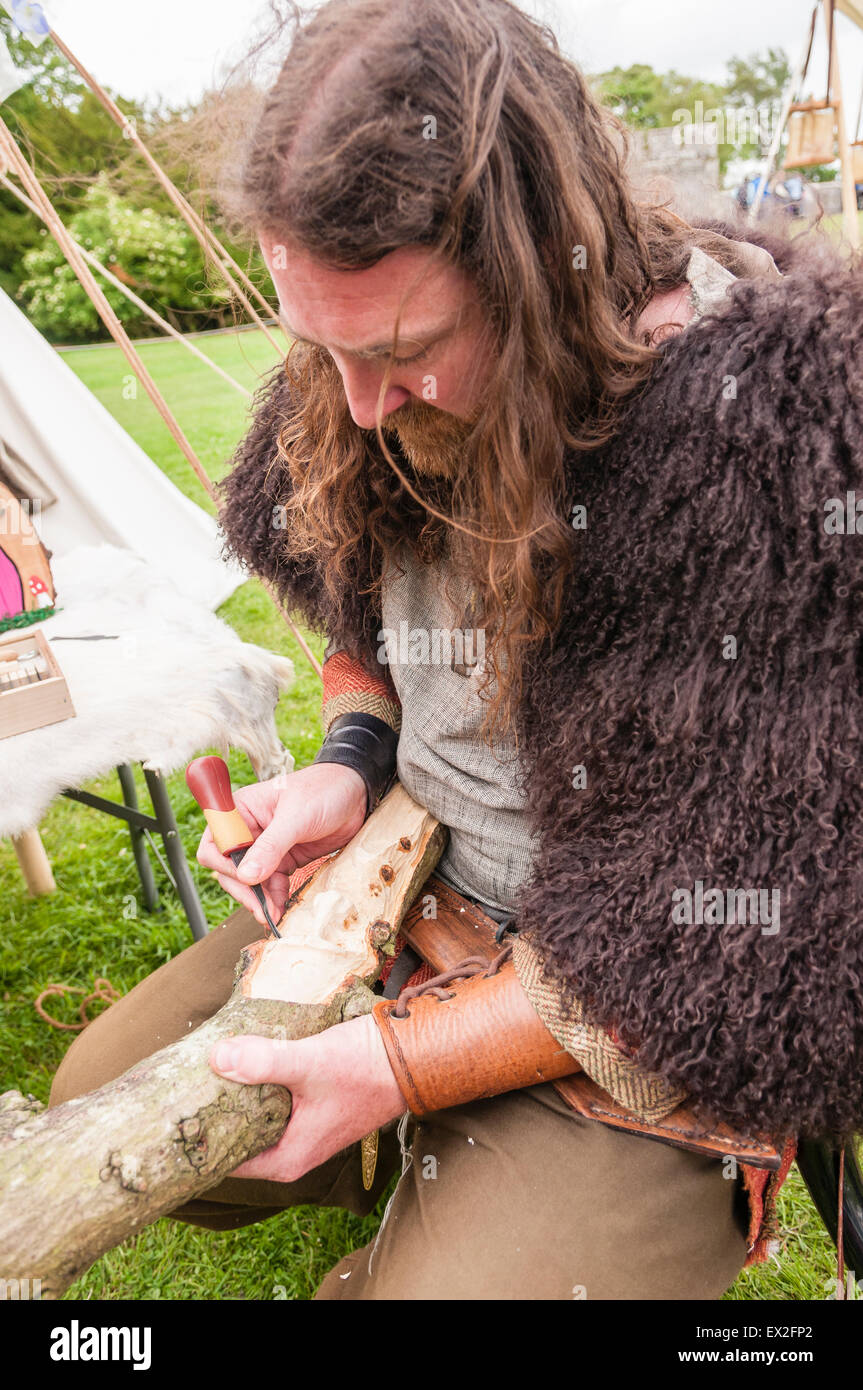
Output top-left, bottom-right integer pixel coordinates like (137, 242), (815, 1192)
(0, 544), (295, 839)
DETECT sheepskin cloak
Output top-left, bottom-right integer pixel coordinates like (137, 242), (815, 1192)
(221, 226), (863, 1141)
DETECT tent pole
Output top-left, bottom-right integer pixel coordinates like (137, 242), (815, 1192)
(824, 1), (861, 247)
(0, 124), (323, 682)
(46, 25), (286, 356)
(750, 4), (818, 222)
(0, 120), (219, 502)
(0, 175), (252, 400)
(261, 579), (323, 679)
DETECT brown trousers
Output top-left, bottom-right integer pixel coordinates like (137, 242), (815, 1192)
(50, 907), (750, 1300)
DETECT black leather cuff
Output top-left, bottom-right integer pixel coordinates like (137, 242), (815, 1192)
(313, 712), (398, 818)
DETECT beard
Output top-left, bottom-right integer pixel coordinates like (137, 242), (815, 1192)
(378, 397), (478, 479)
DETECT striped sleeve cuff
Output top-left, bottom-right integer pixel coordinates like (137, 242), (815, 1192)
(511, 934), (687, 1124)
(321, 649), (401, 734)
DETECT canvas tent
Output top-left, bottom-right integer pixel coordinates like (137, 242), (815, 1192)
(0, 285), (245, 610)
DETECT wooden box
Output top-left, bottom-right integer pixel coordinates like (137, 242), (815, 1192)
(0, 628), (75, 740)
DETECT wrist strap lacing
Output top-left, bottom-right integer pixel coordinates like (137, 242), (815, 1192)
(391, 943), (513, 1019)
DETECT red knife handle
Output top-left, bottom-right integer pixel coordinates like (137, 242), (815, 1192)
(186, 755), (254, 855)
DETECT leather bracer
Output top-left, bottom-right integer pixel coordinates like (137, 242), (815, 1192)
(371, 953), (580, 1116)
(313, 711), (398, 818)
(383, 877), (787, 1173)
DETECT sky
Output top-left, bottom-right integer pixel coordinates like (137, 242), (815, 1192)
(15, 0), (863, 116)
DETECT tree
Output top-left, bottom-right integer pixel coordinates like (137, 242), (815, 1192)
(592, 64), (723, 132)
(0, 16), (275, 338)
(16, 177), (232, 341)
(592, 63), (735, 170)
(725, 48), (792, 112)
(0, 13), (143, 298)
(592, 49), (793, 176)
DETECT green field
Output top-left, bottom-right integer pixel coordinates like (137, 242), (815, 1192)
(0, 328), (840, 1300)
(797, 207), (863, 246)
(55, 325), (290, 509)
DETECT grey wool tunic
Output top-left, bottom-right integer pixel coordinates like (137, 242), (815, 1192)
(380, 548), (538, 914)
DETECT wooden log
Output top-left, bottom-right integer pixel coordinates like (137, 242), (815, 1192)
(0, 783), (445, 1298)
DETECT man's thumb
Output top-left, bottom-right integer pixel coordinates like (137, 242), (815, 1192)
(210, 1035), (293, 1084)
(235, 815), (297, 883)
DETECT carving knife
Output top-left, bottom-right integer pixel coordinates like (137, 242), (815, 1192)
(185, 755), (281, 938)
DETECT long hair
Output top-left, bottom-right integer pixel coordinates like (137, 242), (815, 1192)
(222, 0), (756, 736)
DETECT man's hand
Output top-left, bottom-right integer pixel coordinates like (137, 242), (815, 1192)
(209, 1014), (406, 1182)
(195, 762), (367, 928)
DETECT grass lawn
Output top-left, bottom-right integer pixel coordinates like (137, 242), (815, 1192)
(0, 328), (841, 1300)
(793, 207), (863, 248)
(54, 325), (291, 512)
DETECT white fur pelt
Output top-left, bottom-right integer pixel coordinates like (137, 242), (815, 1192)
(0, 545), (296, 838)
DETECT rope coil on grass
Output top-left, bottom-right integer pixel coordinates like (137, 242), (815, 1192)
(34, 977), (122, 1031)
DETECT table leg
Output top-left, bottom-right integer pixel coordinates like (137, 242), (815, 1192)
(12, 827), (56, 895)
(117, 764), (159, 913)
(142, 768), (208, 942)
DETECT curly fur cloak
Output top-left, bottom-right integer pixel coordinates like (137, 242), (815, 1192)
(220, 224), (863, 1140)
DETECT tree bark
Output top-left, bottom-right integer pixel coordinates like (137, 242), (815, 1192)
(0, 783), (445, 1298)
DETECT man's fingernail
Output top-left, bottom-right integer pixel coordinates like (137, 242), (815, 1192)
(213, 1043), (240, 1075)
(240, 859), (261, 880)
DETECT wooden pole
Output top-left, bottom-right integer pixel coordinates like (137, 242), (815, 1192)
(825, 2), (861, 248)
(46, 25), (286, 355)
(262, 579), (323, 678)
(12, 827), (55, 895)
(751, 4), (818, 222)
(0, 119), (219, 502)
(0, 129), (322, 681)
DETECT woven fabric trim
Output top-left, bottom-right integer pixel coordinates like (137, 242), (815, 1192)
(321, 649), (402, 734)
(322, 689), (402, 734)
(512, 935), (687, 1123)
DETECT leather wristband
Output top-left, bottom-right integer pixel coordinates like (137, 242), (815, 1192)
(371, 958), (580, 1116)
(313, 711), (398, 818)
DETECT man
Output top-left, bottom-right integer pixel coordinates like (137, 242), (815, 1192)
(52, 0), (863, 1299)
